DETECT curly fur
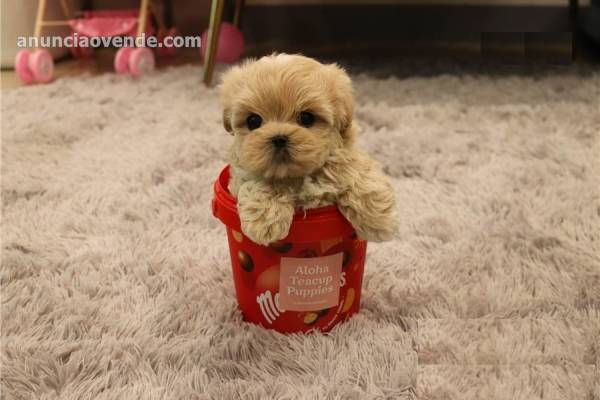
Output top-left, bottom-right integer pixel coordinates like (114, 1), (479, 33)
(220, 54), (398, 245)
(2, 65), (599, 400)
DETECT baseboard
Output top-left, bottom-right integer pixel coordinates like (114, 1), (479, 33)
(248, 0), (568, 5)
(241, 4), (574, 62)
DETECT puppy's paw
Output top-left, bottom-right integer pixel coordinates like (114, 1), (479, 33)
(237, 182), (295, 246)
(337, 176), (399, 243)
(240, 214), (293, 246)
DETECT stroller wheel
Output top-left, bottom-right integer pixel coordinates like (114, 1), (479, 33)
(15, 50), (35, 85)
(114, 47), (134, 74)
(129, 48), (155, 78)
(29, 49), (54, 84)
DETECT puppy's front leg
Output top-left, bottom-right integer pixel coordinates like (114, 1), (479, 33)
(337, 169), (398, 242)
(237, 181), (295, 246)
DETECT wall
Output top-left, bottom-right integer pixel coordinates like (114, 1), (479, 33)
(90, 0), (576, 37)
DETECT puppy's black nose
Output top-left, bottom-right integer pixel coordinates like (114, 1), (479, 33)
(271, 135), (288, 149)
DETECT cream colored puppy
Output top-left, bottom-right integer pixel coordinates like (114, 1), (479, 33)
(220, 54), (397, 245)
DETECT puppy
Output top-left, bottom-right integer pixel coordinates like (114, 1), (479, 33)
(220, 54), (397, 246)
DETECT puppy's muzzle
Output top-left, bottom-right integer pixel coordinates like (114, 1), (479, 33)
(270, 134), (291, 163)
(271, 135), (289, 150)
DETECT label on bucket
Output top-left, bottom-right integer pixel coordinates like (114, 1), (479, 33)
(279, 253), (343, 312)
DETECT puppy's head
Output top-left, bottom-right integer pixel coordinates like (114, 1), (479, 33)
(220, 54), (355, 180)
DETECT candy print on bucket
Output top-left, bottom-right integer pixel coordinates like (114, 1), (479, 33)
(212, 166), (367, 334)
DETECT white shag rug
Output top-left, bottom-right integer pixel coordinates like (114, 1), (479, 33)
(2, 65), (600, 400)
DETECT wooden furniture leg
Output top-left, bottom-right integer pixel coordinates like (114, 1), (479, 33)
(59, 0), (73, 19)
(34, 0), (48, 39)
(569, 0), (579, 60)
(149, 0), (167, 31)
(137, 0), (151, 40)
(203, 0), (225, 86)
(233, 0), (245, 28)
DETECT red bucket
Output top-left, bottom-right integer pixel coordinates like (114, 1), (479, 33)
(212, 166), (367, 334)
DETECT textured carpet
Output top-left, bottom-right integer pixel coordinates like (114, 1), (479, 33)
(2, 65), (600, 400)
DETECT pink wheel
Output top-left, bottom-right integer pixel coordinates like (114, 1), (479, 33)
(157, 27), (178, 57)
(128, 47), (155, 78)
(200, 22), (244, 64)
(29, 49), (54, 84)
(15, 50), (35, 85)
(114, 47), (134, 74)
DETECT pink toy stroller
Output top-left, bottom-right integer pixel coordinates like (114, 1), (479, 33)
(15, 0), (176, 85)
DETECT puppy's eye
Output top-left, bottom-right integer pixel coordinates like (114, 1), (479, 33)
(246, 114), (262, 130)
(298, 111), (315, 127)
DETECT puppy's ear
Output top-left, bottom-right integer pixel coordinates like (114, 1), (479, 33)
(219, 64), (246, 135)
(325, 64), (356, 145)
(222, 107), (233, 133)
